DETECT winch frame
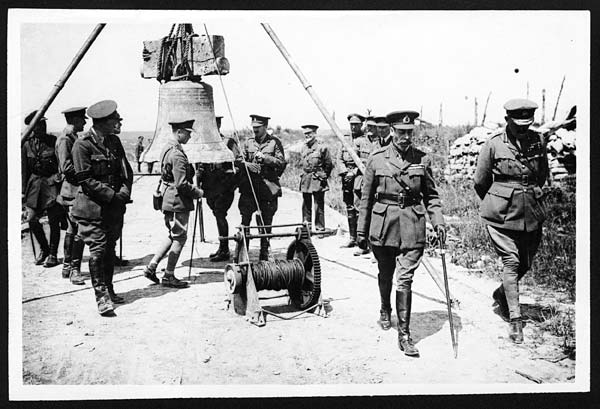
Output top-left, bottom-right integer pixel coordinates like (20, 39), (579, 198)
(222, 222), (331, 327)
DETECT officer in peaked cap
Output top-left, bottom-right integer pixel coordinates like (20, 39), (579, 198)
(374, 116), (392, 149)
(474, 98), (548, 344)
(195, 114), (243, 262)
(337, 112), (373, 251)
(144, 116), (203, 288)
(71, 99), (133, 316)
(55, 106), (88, 285)
(238, 114), (287, 261)
(357, 109), (446, 357)
(22, 110), (64, 268)
(365, 116), (378, 143)
(299, 124), (333, 232)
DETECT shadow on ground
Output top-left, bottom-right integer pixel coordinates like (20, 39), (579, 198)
(407, 310), (463, 345)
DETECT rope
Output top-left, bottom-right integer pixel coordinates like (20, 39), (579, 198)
(250, 259), (305, 291)
(202, 23), (265, 227)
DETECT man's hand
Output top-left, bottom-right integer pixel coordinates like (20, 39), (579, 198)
(246, 162), (261, 173)
(435, 225), (447, 246)
(254, 151), (265, 162)
(112, 191), (129, 205)
(357, 234), (368, 250)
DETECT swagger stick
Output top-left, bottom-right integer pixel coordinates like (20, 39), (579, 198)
(440, 236), (458, 358)
(188, 198), (200, 280)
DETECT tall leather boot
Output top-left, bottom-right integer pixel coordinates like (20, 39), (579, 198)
(61, 233), (74, 278)
(104, 248), (124, 304)
(211, 217), (231, 262)
(396, 290), (419, 357)
(30, 219), (50, 265)
(259, 238), (270, 261)
(43, 219), (61, 267)
(341, 213), (358, 248)
(378, 276), (393, 330)
(69, 236), (85, 285)
(492, 285), (510, 321)
(89, 256), (113, 316)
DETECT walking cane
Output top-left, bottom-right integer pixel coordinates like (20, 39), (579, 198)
(198, 198), (205, 243)
(29, 228), (37, 260)
(119, 235), (123, 272)
(440, 234), (458, 358)
(188, 198), (200, 280)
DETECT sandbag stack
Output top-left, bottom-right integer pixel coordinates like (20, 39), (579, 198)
(444, 126), (499, 182)
(546, 127), (576, 182)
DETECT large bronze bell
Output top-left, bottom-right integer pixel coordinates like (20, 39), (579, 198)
(141, 80), (234, 169)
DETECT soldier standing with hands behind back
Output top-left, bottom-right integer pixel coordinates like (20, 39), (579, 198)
(22, 111), (64, 268)
(299, 124), (333, 231)
(474, 99), (549, 344)
(357, 110), (446, 357)
(71, 100), (133, 316)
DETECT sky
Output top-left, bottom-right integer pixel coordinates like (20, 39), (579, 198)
(10, 9), (589, 132)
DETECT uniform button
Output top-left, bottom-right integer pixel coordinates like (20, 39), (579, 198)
(522, 165), (526, 169)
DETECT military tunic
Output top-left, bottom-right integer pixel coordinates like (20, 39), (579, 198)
(299, 138), (333, 230)
(71, 129), (133, 257)
(238, 133), (287, 254)
(358, 144), (444, 288)
(336, 132), (374, 212)
(474, 128), (548, 320)
(22, 133), (61, 213)
(56, 125), (79, 207)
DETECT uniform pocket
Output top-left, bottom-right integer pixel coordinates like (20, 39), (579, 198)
(481, 183), (514, 223)
(369, 202), (388, 241)
(90, 155), (110, 176)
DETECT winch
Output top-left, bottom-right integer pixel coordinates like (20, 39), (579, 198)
(221, 223), (330, 326)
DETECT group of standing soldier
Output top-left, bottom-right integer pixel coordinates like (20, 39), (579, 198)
(22, 98), (550, 351)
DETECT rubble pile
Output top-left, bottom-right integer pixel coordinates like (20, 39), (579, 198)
(445, 121), (576, 185)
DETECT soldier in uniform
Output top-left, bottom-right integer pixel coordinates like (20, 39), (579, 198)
(238, 114), (287, 261)
(337, 113), (372, 249)
(357, 110), (446, 357)
(299, 124), (334, 231)
(474, 99), (549, 344)
(196, 115), (242, 262)
(22, 110), (64, 267)
(71, 100), (133, 315)
(144, 118), (204, 288)
(374, 116), (393, 149)
(135, 136), (145, 173)
(55, 107), (87, 285)
(364, 116), (379, 143)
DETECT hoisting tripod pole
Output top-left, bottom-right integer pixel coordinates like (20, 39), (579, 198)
(21, 23), (106, 146)
(261, 23), (365, 174)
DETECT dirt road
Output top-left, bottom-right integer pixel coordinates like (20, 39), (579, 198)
(17, 175), (576, 396)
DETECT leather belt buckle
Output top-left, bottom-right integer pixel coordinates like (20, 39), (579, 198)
(521, 174), (529, 185)
(397, 194), (406, 208)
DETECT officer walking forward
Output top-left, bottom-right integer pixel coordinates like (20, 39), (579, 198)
(144, 118), (204, 288)
(71, 100), (133, 316)
(299, 124), (334, 231)
(337, 113), (373, 250)
(474, 99), (549, 344)
(22, 111), (64, 267)
(238, 115), (287, 261)
(55, 107), (87, 285)
(357, 110), (446, 357)
(196, 116), (242, 262)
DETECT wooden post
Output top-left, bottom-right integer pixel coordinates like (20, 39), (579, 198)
(474, 97), (478, 127)
(541, 89), (546, 123)
(526, 81), (530, 99)
(439, 102), (443, 127)
(481, 91), (492, 126)
(552, 75), (566, 121)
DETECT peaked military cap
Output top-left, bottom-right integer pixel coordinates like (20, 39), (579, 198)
(61, 106), (88, 119)
(374, 116), (388, 126)
(24, 110), (47, 125)
(503, 98), (538, 125)
(87, 100), (120, 120)
(387, 110), (420, 130)
(215, 116), (223, 120)
(250, 114), (270, 126)
(365, 116), (377, 126)
(168, 117), (195, 131)
(347, 113), (366, 123)
(301, 124), (319, 134)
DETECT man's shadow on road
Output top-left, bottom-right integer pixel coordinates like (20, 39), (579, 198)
(392, 310), (463, 345)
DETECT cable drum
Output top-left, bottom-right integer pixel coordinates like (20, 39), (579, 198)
(251, 259), (305, 292)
